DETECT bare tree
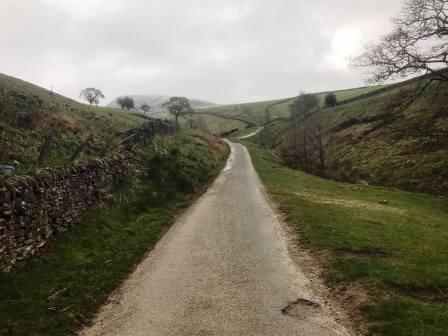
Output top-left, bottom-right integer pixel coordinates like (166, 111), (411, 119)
(308, 117), (333, 174)
(162, 97), (192, 126)
(140, 103), (151, 116)
(281, 92), (321, 170)
(287, 123), (310, 168)
(79, 88), (105, 105)
(281, 115), (334, 176)
(353, 0), (448, 85)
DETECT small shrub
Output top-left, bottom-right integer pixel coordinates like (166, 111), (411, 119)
(324, 92), (337, 107)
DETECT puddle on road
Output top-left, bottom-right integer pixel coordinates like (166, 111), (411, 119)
(223, 141), (235, 172)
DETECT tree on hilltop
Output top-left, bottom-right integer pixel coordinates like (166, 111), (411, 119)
(290, 92), (320, 122)
(79, 88), (105, 106)
(162, 97), (192, 126)
(117, 96), (135, 110)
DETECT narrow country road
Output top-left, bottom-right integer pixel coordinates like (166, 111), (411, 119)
(81, 142), (352, 336)
(238, 127), (264, 139)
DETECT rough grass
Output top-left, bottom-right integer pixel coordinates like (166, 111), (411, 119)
(0, 73), (145, 171)
(314, 82), (448, 195)
(0, 131), (228, 336)
(250, 80), (448, 196)
(245, 142), (448, 336)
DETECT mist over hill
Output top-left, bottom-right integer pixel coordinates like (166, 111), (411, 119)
(108, 95), (217, 117)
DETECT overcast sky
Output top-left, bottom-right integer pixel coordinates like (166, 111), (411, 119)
(0, 0), (404, 104)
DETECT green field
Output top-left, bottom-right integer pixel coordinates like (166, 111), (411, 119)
(0, 131), (228, 336)
(245, 142), (448, 336)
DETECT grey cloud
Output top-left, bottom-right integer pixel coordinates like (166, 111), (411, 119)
(0, 0), (403, 104)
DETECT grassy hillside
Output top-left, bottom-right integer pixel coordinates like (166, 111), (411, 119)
(0, 73), (145, 172)
(274, 81), (448, 195)
(0, 131), (228, 336)
(190, 85), (383, 131)
(203, 75), (447, 195)
(245, 143), (448, 336)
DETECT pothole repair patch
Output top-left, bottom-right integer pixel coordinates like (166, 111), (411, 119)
(281, 298), (321, 317)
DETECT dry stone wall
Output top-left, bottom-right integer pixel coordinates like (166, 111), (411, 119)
(0, 119), (175, 272)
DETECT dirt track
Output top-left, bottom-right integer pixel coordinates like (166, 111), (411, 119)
(81, 141), (352, 336)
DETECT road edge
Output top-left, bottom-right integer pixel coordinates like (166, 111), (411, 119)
(241, 142), (363, 336)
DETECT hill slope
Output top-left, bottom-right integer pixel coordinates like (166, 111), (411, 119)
(0, 73), (145, 172)
(108, 95), (217, 118)
(190, 77), (448, 195)
(202, 86), (382, 122)
(280, 82), (448, 195)
(254, 80), (448, 195)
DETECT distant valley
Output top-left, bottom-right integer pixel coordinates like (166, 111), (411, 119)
(108, 95), (217, 117)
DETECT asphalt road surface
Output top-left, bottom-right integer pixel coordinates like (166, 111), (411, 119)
(81, 141), (352, 336)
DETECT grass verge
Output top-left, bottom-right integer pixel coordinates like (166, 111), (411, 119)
(244, 142), (448, 336)
(0, 131), (228, 336)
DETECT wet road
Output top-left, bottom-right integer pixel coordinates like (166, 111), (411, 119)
(238, 127), (264, 139)
(81, 141), (351, 336)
